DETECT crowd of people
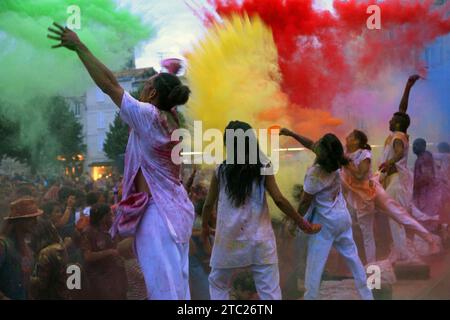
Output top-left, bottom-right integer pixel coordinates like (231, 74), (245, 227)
(1, 123), (448, 300)
(1, 23), (449, 301)
(0, 172), (143, 300)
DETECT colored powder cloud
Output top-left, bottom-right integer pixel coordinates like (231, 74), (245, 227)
(201, 0), (449, 141)
(185, 13), (341, 139)
(0, 0), (153, 167)
(0, 0), (153, 105)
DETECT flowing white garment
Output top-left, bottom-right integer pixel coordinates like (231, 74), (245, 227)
(135, 202), (190, 300)
(379, 132), (430, 260)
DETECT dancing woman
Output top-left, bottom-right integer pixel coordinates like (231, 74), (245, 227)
(282, 127), (436, 262)
(202, 121), (320, 300)
(280, 130), (373, 300)
(48, 23), (195, 299)
(342, 129), (436, 263)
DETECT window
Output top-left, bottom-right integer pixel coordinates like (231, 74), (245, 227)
(97, 112), (105, 129)
(73, 101), (81, 116)
(97, 134), (105, 152)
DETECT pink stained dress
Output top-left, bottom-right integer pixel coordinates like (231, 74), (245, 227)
(341, 149), (377, 218)
(119, 92), (195, 299)
(341, 148), (430, 263)
(119, 91), (195, 244)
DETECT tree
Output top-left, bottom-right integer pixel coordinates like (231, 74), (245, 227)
(0, 96), (86, 174)
(47, 96), (86, 171)
(0, 115), (30, 162)
(103, 113), (129, 161)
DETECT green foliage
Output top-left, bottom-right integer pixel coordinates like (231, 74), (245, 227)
(0, 115), (30, 161)
(0, 97), (85, 173)
(47, 96), (86, 161)
(103, 113), (129, 161)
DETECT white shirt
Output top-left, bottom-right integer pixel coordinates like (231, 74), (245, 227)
(210, 166), (277, 268)
(303, 164), (351, 231)
(75, 207), (91, 224)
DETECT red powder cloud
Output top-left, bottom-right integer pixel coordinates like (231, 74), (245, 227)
(203, 0), (450, 115)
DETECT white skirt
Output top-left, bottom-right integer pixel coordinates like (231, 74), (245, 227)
(135, 202), (190, 300)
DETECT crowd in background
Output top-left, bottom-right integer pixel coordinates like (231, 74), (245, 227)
(0, 139), (449, 300)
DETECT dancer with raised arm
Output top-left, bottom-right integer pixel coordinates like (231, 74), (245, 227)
(342, 130), (435, 263)
(48, 23), (195, 299)
(280, 130), (373, 300)
(378, 75), (439, 260)
(202, 121), (320, 300)
(282, 127), (436, 264)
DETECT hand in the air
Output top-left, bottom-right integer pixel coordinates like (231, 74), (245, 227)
(279, 128), (292, 137)
(406, 74), (421, 87)
(47, 22), (81, 51)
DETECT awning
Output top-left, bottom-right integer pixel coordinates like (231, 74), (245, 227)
(88, 161), (114, 168)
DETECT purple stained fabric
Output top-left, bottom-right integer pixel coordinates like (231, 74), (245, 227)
(119, 91), (194, 243)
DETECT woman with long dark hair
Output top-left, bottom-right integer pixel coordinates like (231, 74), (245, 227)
(48, 24), (195, 299)
(202, 121), (320, 300)
(280, 129), (373, 300)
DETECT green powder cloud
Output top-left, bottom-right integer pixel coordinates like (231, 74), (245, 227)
(0, 0), (154, 171)
(0, 0), (154, 103)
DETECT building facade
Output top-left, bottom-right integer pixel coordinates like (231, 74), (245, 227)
(66, 67), (156, 180)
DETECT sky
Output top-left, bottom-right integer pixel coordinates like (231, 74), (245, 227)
(117, 0), (335, 70)
(116, 0), (211, 70)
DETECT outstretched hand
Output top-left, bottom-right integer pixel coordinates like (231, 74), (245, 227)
(279, 128), (293, 137)
(47, 22), (81, 51)
(406, 74), (421, 88)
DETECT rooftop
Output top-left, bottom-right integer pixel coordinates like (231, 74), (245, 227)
(114, 67), (157, 81)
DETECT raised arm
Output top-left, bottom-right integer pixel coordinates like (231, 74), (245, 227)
(47, 23), (124, 107)
(55, 195), (76, 228)
(398, 74), (420, 114)
(279, 128), (315, 150)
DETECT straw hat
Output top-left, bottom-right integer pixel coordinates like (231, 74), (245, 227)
(4, 197), (43, 220)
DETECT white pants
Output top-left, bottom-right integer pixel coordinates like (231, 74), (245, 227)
(135, 202), (190, 300)
(304, 226), (373, 300)
(357, 214), (376, 264)
(384, 175), (415, 260)
(353, 183), (430, 262)
(209, 264), (282, 300)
